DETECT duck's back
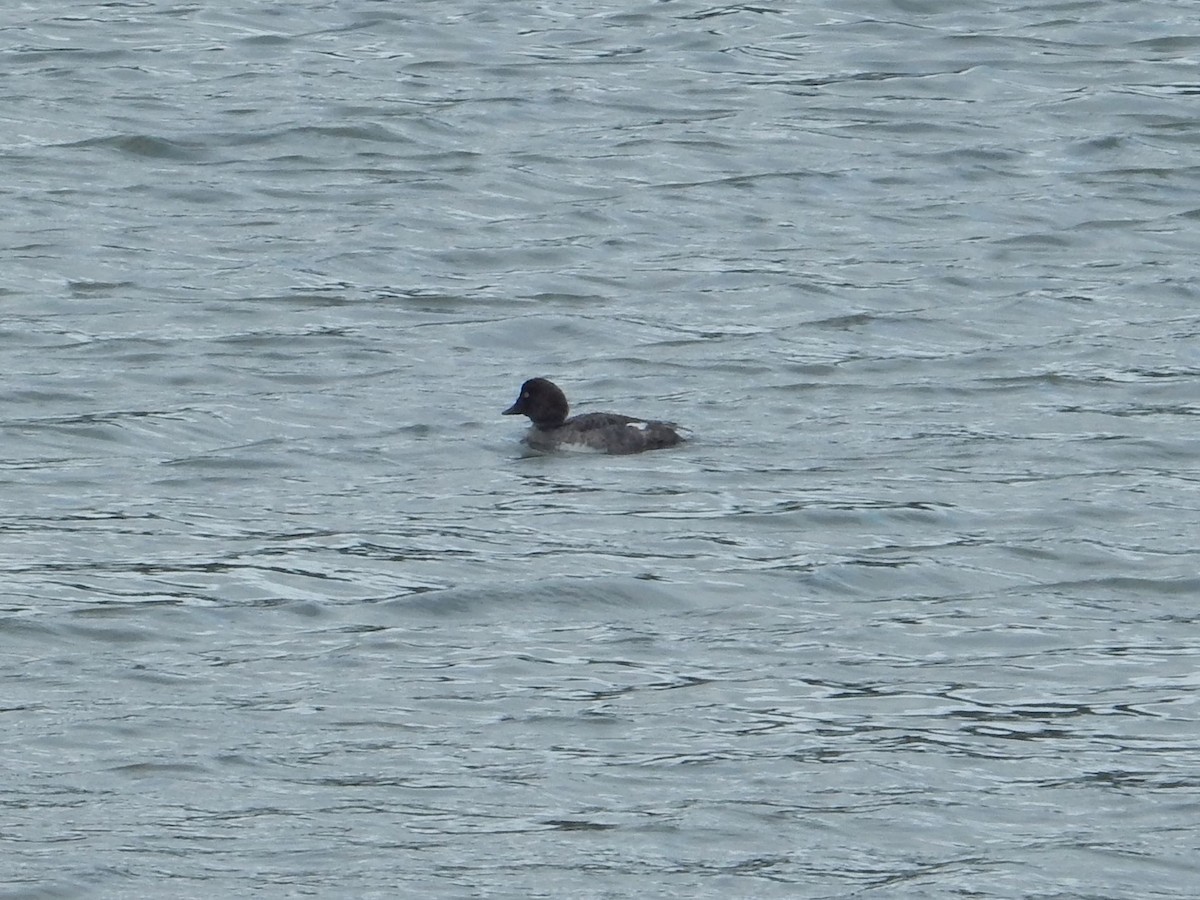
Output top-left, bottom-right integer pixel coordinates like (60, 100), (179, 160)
(546, 412), (683, 454)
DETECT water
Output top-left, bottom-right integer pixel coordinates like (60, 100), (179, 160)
(3, 1), (1199, 897)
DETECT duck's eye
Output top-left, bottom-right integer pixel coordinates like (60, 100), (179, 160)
(522, 392), (529, 399)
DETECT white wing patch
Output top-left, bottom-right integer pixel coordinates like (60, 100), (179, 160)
(625, 421), (649, 431)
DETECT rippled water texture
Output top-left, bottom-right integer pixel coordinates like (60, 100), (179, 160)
(3, 1), (1199, 897)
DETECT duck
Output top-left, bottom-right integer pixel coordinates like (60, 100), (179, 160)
(502, 378), (684, 455)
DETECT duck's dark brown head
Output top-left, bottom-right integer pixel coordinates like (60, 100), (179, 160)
(502, 378), (569, 430)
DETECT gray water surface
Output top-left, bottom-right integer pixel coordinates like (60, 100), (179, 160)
(4, 2), (1199, 898)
